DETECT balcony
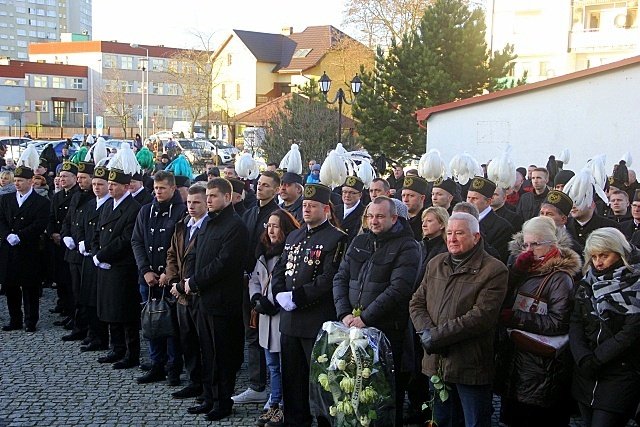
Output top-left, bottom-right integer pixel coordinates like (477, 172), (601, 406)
(569, 27), (640, 51)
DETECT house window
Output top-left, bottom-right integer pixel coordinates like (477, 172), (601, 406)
(236, 83), (241, 100)
(121, 56), (133, 70)
(72, 78), (83, 89)
(4, 79), (19, 85)
(103, 54), (117, 68)
(33, 75), (47, 87)
(152, 59), (164, 71)
(52, 76), (66, 88)
(168, 59), (179, 73)
(16, 17), (27, 24)
(166, 106), (178, 118)
(293, 48), (312, 58)
(122, 80), (133, 93)
(151, 82), (163, 95)
(166, 83), (178, 95)
(70, 101), (84, 113)
(227, 54), (232, 66)
(53, 100), (67, 121)
(34, 100), (48, 111)
(104, 79), (116, 92)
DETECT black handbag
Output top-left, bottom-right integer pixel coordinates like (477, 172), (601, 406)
(141, 287), (177, 340)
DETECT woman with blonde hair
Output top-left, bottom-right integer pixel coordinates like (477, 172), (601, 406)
(496, 216), (581, 427)
(0, 170), (15, 196)
(421, 206), (449, 266)
(570, 227), (640, 427)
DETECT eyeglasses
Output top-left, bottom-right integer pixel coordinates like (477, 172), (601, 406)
(522, 241), (552, 249)
(342, 190), (361, 196)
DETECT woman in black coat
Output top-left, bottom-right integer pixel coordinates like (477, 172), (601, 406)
(570, 227), (640, 427)
(418, 206), (449, 282)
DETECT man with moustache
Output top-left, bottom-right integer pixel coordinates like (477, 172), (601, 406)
(279, 172), (304, 223)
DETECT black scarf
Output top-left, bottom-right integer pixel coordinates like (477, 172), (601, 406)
(584, 260), (640, 316)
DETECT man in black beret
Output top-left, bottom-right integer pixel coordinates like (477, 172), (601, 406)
(553, 170), (575, 192)
(279, 172), (304, 223)
(432, 178), (457, 214)
(467, 177), (514, 264)
(402, 176), (429, 240)
(228, 177), (247, 216)
(335, 176), (366, 244)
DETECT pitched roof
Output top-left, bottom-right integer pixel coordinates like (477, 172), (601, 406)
(0, 60), (87, 78)
(229, 26), (360, 73)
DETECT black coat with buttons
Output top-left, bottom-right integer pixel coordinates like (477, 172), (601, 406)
(47, 183), (79, 236)
(61, 189), (92, 264)
(76, 196), (109, 307)
(271, 220), (348, 339)
(91, 194), (141, 323)
(131, 190), (186, 277)
(0, 191), (50, 287)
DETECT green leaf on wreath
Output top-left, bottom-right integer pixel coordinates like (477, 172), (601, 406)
(439, 389), (449, 402)
(430, 375), (441, 384)
(368, 410), (378, 420)
(434, 382), (444, 390)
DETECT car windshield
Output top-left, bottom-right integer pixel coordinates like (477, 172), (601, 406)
(210, 140), (233, 149)
(178, 140), (204, 150)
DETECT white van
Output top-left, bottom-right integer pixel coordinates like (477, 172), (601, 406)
(172, 121), (205, 139)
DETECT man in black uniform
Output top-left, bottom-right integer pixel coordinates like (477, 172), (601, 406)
(605, 190), (632, 223)
(402, 176), (429, 240)
(621, 190), (640, 241)
(0, 165), (50, 332)
(60, 160), (94, 341)
(334, 176), (366, 244)
(272, 183), (348, 427)
(491, 186), (524, 233)
(467, 177), (514, 264)
(229, 178), (247, 217)
(92, 167), (142, 369)
(279, 172), (304, 223)
(566, 192), (621, 249)
(129, 172), (153, 206)
(47, 161), (80, 326)
(76, 165), (111, 351)
(234, 170), (281, 405)
(182, 178), (248, 421)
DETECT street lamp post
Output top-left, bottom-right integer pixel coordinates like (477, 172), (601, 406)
(318, 71), (362, 145)
(130, 43), (149, 141)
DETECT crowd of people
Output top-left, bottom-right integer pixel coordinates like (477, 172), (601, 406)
(2, 140), (640, 427)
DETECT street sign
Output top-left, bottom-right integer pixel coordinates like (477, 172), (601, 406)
(96, 115), (104, 136)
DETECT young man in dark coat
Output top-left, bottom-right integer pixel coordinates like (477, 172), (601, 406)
(334, 176), (366, 244)
(60, 160), (94, 341)
(334, 196), (421, 426)
(132, 170), (187, 385)
(75, 165), (111, 352)
(92, 167), (142, 369)
(0, 165), (50, 332)
(271, 183), (348, 427)
(47, 161), (80, 325)
(181, 178), (248, 421)
(402, 176), (429, 241)
(129, 173), (153, 206)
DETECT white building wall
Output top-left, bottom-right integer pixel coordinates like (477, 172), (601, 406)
(425, 61), (640, 172)
(213, 35), (259, 116)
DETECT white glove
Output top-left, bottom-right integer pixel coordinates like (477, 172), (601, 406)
(78, 241), (88, 256)
(63, 236), (76, 250)
(276, 291), (297, 312)
(6, 233), (20, 246)
(99, 261), (111, 270)
(93, 255), (100, 267)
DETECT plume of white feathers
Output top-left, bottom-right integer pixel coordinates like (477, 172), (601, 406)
(235, 152), (262, 180)
(86, 134), (95, 146)
(563, 170), (596, 211)
(585, 154), (607, 194)
(84, 136), (108, 166)
(621, 151), (633, 167)
(17, 144), (39, 170)
(558, 149), (570, 165)
(320, 149), (348, 188)
(418, 149), (447, 182)
(487, 145), (516, 189)
(449, 153), (483, 185)
(279, 144), (302, 174)
(320, 144), (376, 188)
(108, 142), (140, 175)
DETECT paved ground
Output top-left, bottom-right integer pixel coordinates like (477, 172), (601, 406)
(0, 287), (626, 426)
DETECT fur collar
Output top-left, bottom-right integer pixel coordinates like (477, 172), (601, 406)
(509, 228), (582, 276)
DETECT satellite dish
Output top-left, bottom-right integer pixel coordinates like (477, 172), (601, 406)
(614, 14), (628, 28)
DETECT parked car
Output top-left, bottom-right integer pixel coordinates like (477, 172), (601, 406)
(1, 137), (32, 160)
(205, 139), (239, 165)
(148, 130), (178, 141)
(31, 140), (80, 157)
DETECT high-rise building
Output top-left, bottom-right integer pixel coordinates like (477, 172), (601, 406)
(0, 0), (92, 60)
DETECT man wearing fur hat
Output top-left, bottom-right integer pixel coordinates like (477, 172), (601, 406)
(0, 163), (50, 332)
(335, 176), (366, 244)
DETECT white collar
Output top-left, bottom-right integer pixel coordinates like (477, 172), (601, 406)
(96, 194), (111, 209)
(343, 200), (361, 218)
(131, 186), (145, 197)
(112, 191), (131, 210)
(478, 206), (492, 222)
(16, 187), (33, 206)
(187, 215), (207, 230)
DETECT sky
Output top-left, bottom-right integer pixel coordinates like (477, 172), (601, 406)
(92, 0), (348, 49)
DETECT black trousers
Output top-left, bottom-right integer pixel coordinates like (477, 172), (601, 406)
(195, 311), (244, 409)
(109, 321), (140, 361)
(242, 282), (266, 390)
(86, 305), (108, 346)
(53, 245), (73, 315)
(176, 300), (202, 387)
(69, 262), (88, 332)
(281, 333), (315, 427)
(5, 285), (39, 328)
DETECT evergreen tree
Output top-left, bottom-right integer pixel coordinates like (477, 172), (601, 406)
(353, 0), (516, 163)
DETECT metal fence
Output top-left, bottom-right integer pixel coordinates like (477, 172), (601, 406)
(0, 125), (141, 140)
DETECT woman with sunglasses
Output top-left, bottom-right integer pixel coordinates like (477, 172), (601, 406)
(496, 216), (581, 427)
(570, 227), (640, 427)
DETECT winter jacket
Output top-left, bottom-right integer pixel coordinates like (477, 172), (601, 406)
(334, 218), (421, 342)
(131, 190), (187, 276)
(417, 236), (448, 286)
(570, 251), (640, 415)
(495, 230), (581, 407)
(242, 198), (280, 274)
(409, 240), (508, 385)
(516, 188), (549, 222)
(249, 246), (283, 352)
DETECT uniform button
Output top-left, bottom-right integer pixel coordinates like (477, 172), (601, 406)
(101, 227), (105, 230)
(64, 207), (68, 209)
(109, 229), (112, 232)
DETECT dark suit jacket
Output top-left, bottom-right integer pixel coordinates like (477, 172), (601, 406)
(566, 214), (621, 249)
(479, 209), (514, 264)
(0, 190), (50, 287)
(61, 189), (92, 264)
(494, 204), (524, 233)
(76, 196), (109, 307)
(620, 219), (640, 241)
(335, 201), (366, 244)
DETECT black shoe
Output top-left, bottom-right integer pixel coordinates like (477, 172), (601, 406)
(136, 364), (166, 384)
(187, 402), (213, 415)
(166, 364), (183, 386)
(195, 394), (205, 404)
(24, 326), (36, 333)
(62, 329), (87, 341)
(2, 323), (22, 331)
(49, 305), (64, 314)
(81, 337), (91, 345)
(97, 351), (124, 363)
(112, 358), (139, 370)
(139, 362), (153, 371)
(172, 385), (203, 399)
(205, 408), (232, 421)
(53, 316), (72, 326)
(81, 343), (108, 352)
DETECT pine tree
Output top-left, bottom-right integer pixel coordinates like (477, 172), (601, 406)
(353, 0), (516, 163)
